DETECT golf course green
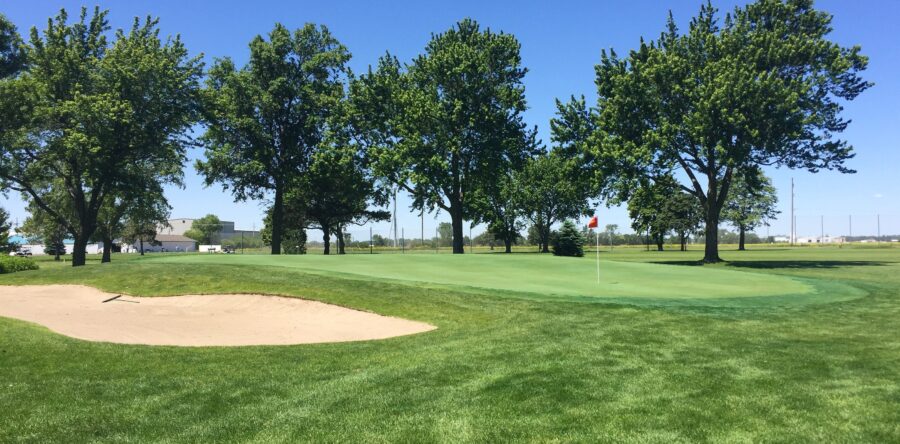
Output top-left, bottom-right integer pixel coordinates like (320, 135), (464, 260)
(1, 247), (897, 442)
(152, 252), (861, 306)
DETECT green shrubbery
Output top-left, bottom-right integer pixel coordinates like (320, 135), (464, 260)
(0, 256), (39, 274)
(552, 220), (585, 257)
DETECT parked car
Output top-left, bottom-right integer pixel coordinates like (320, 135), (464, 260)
(223, 246), (236, 254)
(9, 248), (32, 257)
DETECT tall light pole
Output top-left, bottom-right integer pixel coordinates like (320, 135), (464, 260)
(392, 188), (398, 249)
(790, 178), (795, 245)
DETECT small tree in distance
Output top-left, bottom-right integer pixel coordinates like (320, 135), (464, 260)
(552, 220), (585, 257)
(184, 214), (222, 245)
(722, 170), (779, 251)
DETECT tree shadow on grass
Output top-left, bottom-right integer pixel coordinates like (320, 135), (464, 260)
(650, 260), (889, 269)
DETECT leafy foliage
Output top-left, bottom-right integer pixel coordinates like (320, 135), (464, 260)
(359, 19), (537, 253)
(184, 214), (222, 245)
(0, 255), (38, 273)
(0, 8), (201, 266)
(517, 152), (592, 253)
(588, 0), (870, 262)
(0, 13), (25, 79)
(551, 220), (585, 257)
(722, 169), (779, 250)
(198, 23), (349, 254)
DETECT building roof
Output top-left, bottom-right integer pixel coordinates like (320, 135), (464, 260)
(154, 234), (196, 243)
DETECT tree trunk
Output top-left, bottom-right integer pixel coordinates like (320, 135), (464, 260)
(739, 226), (746, 251)
(101, 235), (112, 263)
(270, 185), (284, 255)
(139, 237), (144, 256)
(680, 233), (687, 251)
(656, 234), (664, 252)
(336, 225), (345, 255)
(72, 235), (88, 267)
(450, 208), (465, 254)
(504, 238), (512, 253)
(540, 226), (551, 253)
(703, 204), (722, 263)
(322, 225), (331, 255)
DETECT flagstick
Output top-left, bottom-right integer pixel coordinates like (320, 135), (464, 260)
(596, 231), (600, 284)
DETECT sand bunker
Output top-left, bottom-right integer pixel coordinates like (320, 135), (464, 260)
(0, 285), (435, 346)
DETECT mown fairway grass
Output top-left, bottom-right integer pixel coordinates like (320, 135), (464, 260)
(1, 247), (898, 442)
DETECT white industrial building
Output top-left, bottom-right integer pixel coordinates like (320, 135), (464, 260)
(159, 218), (259, 240)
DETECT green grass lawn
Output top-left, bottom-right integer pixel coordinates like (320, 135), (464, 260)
(1, 247), (898, 442)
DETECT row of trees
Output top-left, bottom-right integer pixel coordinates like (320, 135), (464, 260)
(0, 0), (869, 265)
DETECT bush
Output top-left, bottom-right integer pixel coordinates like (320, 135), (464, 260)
(552, 220), (585, 257)
(0, 256), (39, 274)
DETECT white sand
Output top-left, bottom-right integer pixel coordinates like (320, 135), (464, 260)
(0, 285), (435, 346)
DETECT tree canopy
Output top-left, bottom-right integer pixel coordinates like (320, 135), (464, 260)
(589, 0), (870, 262)
(197, 23), (350, 255)
(184, 214), (222, 245)
(0, 8), (201, 265)
(722, 169), (779, 250)
(361, 19), (537, 253)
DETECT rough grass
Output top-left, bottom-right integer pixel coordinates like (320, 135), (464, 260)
(1, 247), (898, 442)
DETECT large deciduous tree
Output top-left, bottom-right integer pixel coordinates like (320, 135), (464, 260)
(0, 8), (201, 266)
(722, 169), (779, 251)
(362, 19), (536, 253)
(198, 23), (349, 255)
(590, 0), (870, 262)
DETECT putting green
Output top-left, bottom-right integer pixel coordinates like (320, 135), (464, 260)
(152, 253), (863, 306)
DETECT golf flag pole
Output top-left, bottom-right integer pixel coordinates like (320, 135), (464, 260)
(588, 215), (599, 284)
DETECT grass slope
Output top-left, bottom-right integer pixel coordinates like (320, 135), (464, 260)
(0, 247), (898, 442)
(150, 253), (830, 304)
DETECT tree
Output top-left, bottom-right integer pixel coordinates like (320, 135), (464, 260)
(517, 152), (592, 253)
(590, 0), (870, 262)
(302, 142), (389, 255)
(198, 23), (349, 255)
(479, 171), (525, 253)
(20, 200), (68, 260)
(261, 196), (307, 254)
(120, 193), (171, 256)
(437, 222), (453, 248)
(184, 214), (221, 245)
(627, 180), (673, 252)
(668, 192), (703, 251)
(0, 207), (11, 252)
(0, 8), (201, 266)
(722, 170), (779, 251)
(0, 13), (25, 79)
(603, 224), (619, 250)
(363, 19), (537, 254)
(552, 220), (585, 257)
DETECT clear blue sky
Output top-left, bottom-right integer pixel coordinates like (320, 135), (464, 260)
(3, 0), (898, 240)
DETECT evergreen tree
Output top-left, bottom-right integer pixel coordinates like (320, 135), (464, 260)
(552, 220), (585, 257)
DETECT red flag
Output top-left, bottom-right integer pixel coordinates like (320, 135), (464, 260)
(587, 215), (598, 229)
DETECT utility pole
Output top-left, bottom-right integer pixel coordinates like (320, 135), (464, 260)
(877, 214), (881, 243)
(369, 226), (373, 254)
(849, 215), (852, 239)
(401, 228), (405, 253)
(790, 177), (795, 245)
(420, 209), (424, 248)
(469, 224), (472, 253)
(392, 189), (398, 249)
(821, 215), (824, 244)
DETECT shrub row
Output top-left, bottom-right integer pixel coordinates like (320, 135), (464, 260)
(0, 256), (40, 274)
